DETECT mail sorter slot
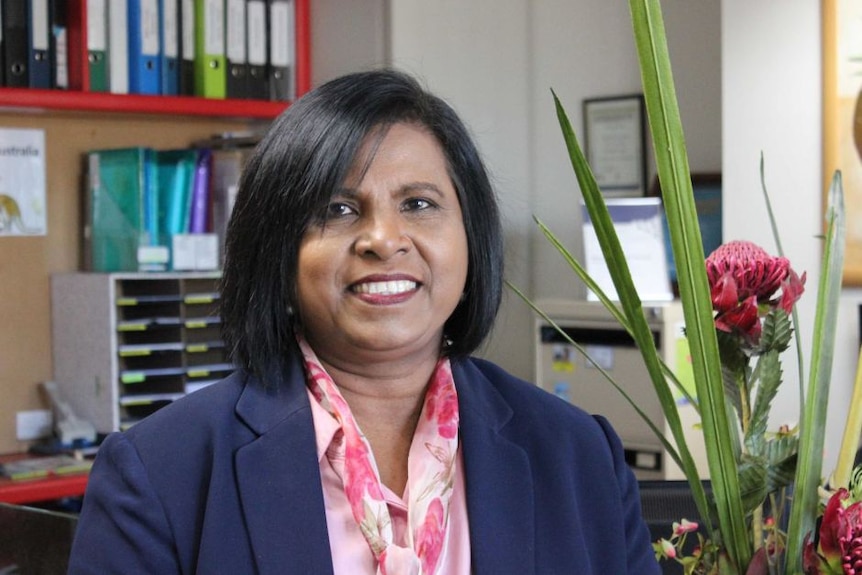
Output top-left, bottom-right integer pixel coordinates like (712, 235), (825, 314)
(118, 302), (183, 323)
(116, 278), (181, 299)
(117, 324), (183, 346)
(184, 347), (228, 368)
(540, 325), (660, 348)
(51, 272), (225, 434)
(182, 299), (220, 321)
(118, 348), (184, 372)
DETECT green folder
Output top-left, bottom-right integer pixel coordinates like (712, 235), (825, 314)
(86, 147), (155, 272)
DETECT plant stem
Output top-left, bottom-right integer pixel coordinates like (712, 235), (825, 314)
(752, 506), (763, 552)
(831, 344), (862, 489)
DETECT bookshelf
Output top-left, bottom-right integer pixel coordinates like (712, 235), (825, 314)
(0, 0), (311, 453)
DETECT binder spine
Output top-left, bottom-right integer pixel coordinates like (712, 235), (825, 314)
(128, 0), (162, 95)
(4, 1), (29, 87)
(29, 0), (52, 88)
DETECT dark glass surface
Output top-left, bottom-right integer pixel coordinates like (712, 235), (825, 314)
(0, 502), (78, 574)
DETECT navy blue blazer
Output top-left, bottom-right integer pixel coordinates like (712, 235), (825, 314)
(68, 354), (660, 574)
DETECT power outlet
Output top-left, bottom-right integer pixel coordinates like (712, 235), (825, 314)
(16, 410), (53, 441)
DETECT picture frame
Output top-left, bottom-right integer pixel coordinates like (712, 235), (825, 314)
(823, 0), (862, 285)
(583, 94), (647, 197)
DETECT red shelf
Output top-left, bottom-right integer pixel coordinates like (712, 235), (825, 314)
(0, 89), (290, 119)
(0, 454), (89, 505)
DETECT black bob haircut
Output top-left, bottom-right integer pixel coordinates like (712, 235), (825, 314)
(220, 69), (504, 379)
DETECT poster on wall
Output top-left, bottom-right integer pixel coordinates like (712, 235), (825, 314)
(0, 128), (47, 237)
(823, 0), (862, 284)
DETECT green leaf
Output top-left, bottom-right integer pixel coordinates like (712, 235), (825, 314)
(737, 456), (769, 514)
(628, 0), (749, 569)
(747, 349), (782, 446)
(758, 309), (793, 354)
(785, 171), (846, 573)
(551, 91), (714, 533)
(761, 435), (798, 493)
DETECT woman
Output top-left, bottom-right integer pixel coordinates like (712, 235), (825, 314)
(68, 69), (660, 574)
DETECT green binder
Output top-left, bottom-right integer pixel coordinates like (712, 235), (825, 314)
(193, 0), (227, 98)
(87, 0), (109, 92)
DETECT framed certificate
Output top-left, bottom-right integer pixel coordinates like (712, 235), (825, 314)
(583, 94), (647, 197)
(823, 0), (862, 284)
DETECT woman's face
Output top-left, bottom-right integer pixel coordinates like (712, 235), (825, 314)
(296, 123), (469, 368)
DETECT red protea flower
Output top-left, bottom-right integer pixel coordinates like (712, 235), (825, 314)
(705, 240), (805, 342)
(803, 488), (862, 574)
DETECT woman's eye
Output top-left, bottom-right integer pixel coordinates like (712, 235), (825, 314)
(403, 197), (435, 212)
(325, 202), (356, 219)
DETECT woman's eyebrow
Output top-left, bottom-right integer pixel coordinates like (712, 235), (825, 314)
(398, 182), (445, 198)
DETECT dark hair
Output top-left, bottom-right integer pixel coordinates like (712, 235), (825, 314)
(220, 69), (504, 378)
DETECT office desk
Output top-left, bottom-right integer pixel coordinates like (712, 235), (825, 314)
(0, 453), (89, 505)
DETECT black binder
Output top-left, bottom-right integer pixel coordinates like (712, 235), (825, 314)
(28, 0), (52, 88)
(246, 0), (268, 100)
(226, 0), (248, 99)
(2, 0), (29, 87)
(266, 0), (293, 101)
(178, 0), (194, 95)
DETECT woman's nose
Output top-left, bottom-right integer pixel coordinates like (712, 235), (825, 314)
(354, 210), (411, 259)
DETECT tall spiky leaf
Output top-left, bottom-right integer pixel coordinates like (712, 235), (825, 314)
(552, 93), (713, 534)
(628, 0), (749, 569)
(784, 171), (845, 573)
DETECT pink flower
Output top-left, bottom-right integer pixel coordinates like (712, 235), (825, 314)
(415, 498), (446, 574)
(803, 488), (862, 574)
(673, 518), (699, 536)
(659, 538), (677, 559)
(705, 240), (805, 343)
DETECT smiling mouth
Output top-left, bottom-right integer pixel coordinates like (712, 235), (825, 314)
(351, 280), (418, 296)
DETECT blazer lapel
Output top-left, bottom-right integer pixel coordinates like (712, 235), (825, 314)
(454, 360), (536, 575)
(234, 358), (335, 575)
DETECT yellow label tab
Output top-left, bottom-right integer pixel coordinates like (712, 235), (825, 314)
(187, 344), (208, 353)
(185, 321), (207, 329)
(185, 296), (214, 304)
(116, 297), (139, 306)
(187, 370), (210, 378)
(121, 373), (146, 384)
(119, 349), (151, 357)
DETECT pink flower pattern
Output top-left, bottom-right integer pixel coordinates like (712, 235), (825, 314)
(298, 337), (459, 575)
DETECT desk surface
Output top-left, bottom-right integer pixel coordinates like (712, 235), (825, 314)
(0, 453), (89, 504)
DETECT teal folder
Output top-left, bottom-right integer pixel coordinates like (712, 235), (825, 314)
(155, 149), (197, 244)
(86, 147), (153, 272)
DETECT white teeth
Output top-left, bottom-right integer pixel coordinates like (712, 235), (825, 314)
(353, 280), (417, 295)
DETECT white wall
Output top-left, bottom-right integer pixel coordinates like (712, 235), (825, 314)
(388, 0), (535, 378)
(723, 0), (861, 473)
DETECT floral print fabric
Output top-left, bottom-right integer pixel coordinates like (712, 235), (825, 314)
(298, 338), (459, 575)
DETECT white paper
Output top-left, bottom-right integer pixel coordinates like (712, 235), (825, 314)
(582, 197), (673, 302)
(0, 128), (47, 236)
